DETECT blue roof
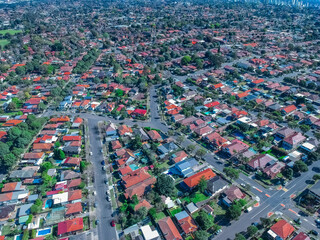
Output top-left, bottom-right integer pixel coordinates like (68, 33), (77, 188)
(175, 158), (197, 172)
(175, 210), (189, 221)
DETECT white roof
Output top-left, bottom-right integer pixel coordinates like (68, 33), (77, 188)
(288, 151), (302, 158)
(301, 142), (315, 150)
(52, 192), (68, 204)
(140, 225), (160, 240)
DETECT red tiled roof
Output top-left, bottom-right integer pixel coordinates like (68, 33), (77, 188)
(68, 190), (82, 201)
(2, 120), (23, 127)
(63, 136), (81, 141)
(66, 202), (82, 215)
(282, 105), (297, 114)
(158, 217), (183, 240)
(122, 168), (152, 189)
(134, 199), (152, 211)
(270, 219), (294, 239)
(183, 169), (216, 188)
(49, 116), (70, 123)
(2, 182), (18, 192)
(57, 218), (83, 235)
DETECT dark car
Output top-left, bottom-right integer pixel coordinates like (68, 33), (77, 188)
(311, 230), (318, 236)
(95, 220), (100, 225)
(101, 160), (105, 166)
(111, 220), (115, 227)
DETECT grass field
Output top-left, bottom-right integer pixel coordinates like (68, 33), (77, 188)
(0, 29), (22, 35)
(0, 39), (9, 48)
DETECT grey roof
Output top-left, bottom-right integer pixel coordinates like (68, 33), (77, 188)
(186, 202), (198, 213)
(18, 203), (33, 217)
(207, 176), (229, 193)
(175, 210), (189, 221)
(27, 194), (39, 202)
(0, 205), (15, 219)
(10, 169), (36, 179)
(176, 158), (198, 172)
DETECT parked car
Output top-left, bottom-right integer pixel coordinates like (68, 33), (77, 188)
(101, 160), (105, 166)
(106, 196), (110, 202)
(315, 219), (320, 225)
(95, 220), (99, 225)
(311, 230), (318, 236)
(110, 220), (115, 227)
(104, 179), (108, 184)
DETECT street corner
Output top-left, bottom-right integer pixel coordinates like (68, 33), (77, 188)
(267, 212), (274, 218)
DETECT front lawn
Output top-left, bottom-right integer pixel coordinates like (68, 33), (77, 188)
(183, 192), (209, 204)
(154, 211), (166, 222)
(169, 207), (183, 217)
(209, 201), (226, 215)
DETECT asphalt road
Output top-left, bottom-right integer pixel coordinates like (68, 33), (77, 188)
(87, 118), (118, 240)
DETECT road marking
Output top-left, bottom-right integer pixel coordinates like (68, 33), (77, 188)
(265, 194), (270, 198)
(253, 186), (263, 193)
(280, 204), (285, 207)
(288, 209), (298, 215)
(282, 188), (288, 192)
(251, 204), (270, 219)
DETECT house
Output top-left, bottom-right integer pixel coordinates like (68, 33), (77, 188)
(169, 150), (187, 164)
(203, 205), (214, 215)
(118, 125), (133, 136)
(63, 141), (81, 154)
(140, 225), (160, 240)
(1, 182), (25, 192)
(111, 140), (122, 150)
(182, 168), (216, 190)
(158, 217), (182, 240)
(282, 132), (306, 150)
(174, 211), (197, 234)
(63, 157), (81, 167)
(10, 166), (39, 179)
(105, 122), (118, 136)
(207, 176), (229, 195)
(157, 142), (178, 157)
(292, 232), (310, 240)
(263, 162), (286, 179)
(203, 132), (228, 150)
(147, 130), (162, 141)
(0, 205), (15, 221)
(124, 177), (156, 199)
(57, 218), (83, 236)
(32, 143), (53, 152)
(68, 190), (82, 202)
(247, 154), (276, 170)
(307, 180), (320, 202)
(122, 168), (154, 189)
(268, 219), (294, 240)
(275, 127), (295, 139)
(49, 116), (70, 123)
(186, 202), (198, 214)
(173, 158), (198, 178)
(222, 139), (249, 157)
(223, 185), (245, 206)
(194, 125), (213, 137)
(281, 105), (297, 115)
(62, 135), (81, 142)
(66, 202), (83, 215)
(131, 109), (147, 117)
(0, 190), (29, 205)
(134, 199), (152, 211)
(60, 170), (80, 181)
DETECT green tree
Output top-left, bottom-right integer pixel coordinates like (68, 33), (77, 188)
(226, 202), (242, 220)
(0, 142), (10, 158)
(196, 148), (206, 158)
(313, 174), (320, 181)
(300, 124), (310, 133)
(194, 230), (209, 240)
(293, 160), (308, 172)
(282, 168), (293, 180)
(234, 233), (246, 240)
(155, 174), (176, 197)
(181, 55), (192, 65)
(53, 149), (65, 160)
(223, 167), (240, 180)
(247, 225), (258, 236)
(187, 144), (196, 153)
(196, 210), (213, 230)
(198, 176), (207, 193)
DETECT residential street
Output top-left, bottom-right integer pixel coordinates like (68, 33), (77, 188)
(42, 80), (318, 240)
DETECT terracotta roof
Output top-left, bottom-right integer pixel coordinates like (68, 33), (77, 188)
(158, 217), (182, 240)
(63, 136), (81, 141)
(66, 202), (82, 215)
(225, 186), (245, 202)
(63, 157), (81, 166)
(49, 116), (70, 123)
(134, 199), (152, 211)
(23, 152), (44, 159)
(270, 219), (294, 239)
(118, 125), (133, 136)
(32, 143), (53, 150)
(68, 190), (82, 201)
(2, 120), (23, 127)
(183, 169), (216, 188)
(147, 130), (162, 141)
(282, 105), (297, 114)
(124, 177), (156, 199)
(57, 217), (83, 235)
(2, 182), (19, 192)
(67, 178), (82, 188)
(122, 168), (152, 189)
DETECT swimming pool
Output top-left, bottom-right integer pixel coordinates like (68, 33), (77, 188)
(14, 235), (22, 240)
(44, 199), (53, 209)
(36, 227), (52, 237)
